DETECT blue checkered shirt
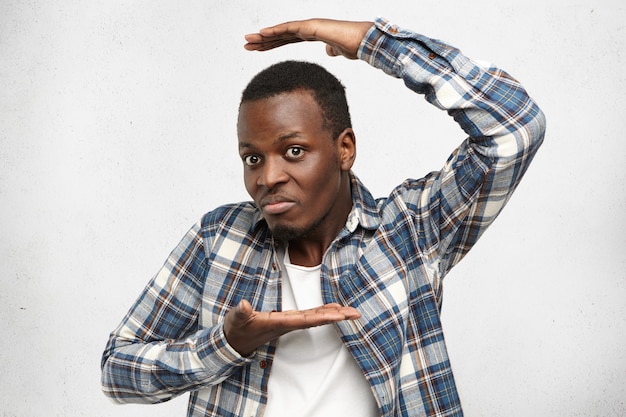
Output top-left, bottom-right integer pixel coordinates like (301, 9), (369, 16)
(102, 18), (546, 417)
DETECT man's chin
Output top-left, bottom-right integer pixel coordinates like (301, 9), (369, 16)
(269, 224), (304, 242)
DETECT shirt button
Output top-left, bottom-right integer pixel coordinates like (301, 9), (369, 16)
(389, 26), (398, 34)
(259, 360), (268, 369)
(428, 52), (436, 60)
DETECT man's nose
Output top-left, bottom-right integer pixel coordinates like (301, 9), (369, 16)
(258, 157), (289, 189)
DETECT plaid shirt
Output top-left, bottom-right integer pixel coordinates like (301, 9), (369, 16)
(102, 18), (545, 417)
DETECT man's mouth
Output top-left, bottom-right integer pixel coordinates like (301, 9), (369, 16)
(260, 196), (296, 215)
(263, 201), (297, 215)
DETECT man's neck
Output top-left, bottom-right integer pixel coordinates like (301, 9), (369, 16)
(287, 239), (328, 267)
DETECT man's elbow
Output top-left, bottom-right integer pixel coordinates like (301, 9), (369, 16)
(528, 102), (547, 149)
(100, 357), (155, 405)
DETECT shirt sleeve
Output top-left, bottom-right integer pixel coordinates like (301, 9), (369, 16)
(358, 18), (546, 278)
(100, 222), (251, 404)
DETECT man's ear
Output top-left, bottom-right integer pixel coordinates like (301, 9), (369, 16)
(336, 128), (356, 171)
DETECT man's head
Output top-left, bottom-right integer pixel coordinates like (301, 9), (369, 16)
(240, 60), (352, 140)
(237, 61), (356, 243)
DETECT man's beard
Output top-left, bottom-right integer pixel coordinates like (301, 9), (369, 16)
(270, 224), (304, 242)
(269, 212), (329, 242)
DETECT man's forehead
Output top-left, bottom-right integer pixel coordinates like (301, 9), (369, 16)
(239, 88), (318, 111)
(238, 90), (321, 123)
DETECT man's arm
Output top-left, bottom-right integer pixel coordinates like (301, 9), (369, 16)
(101, 222), (245, 404)
(246, 17), (546, 278)
(101, 222), (360, 403)
(357, 18), (546, 276)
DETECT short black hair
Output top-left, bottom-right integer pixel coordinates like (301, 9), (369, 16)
(240, 60), (352, 139)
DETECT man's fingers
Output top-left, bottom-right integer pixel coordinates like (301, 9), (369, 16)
(244, 32), (298, 45)
(244, 37), (303, 52)
(244, 22), (307, 44)
(312, 304), (361, 320)
(243, 19), (337, 52)
(257, 20), (318, 39)
(267, 304), (361, 328)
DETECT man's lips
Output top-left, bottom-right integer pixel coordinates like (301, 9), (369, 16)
(260, 196), (296, 215)
(263, 201), (296, 215)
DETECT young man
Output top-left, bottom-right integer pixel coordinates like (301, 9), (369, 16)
(101, 18), (545, 417)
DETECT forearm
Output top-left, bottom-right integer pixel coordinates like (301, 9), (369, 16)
(358, 18), (545, 160)
(101, 325), (249, 403)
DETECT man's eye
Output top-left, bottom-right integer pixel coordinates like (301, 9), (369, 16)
(286, 147), (304, 159)
(243, 155), (261, 166)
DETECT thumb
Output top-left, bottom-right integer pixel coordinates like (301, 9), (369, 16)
(234, 299), (253, 319)
(325, 44), (341, 57)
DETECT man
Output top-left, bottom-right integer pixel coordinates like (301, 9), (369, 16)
(101, 17), (545, 417)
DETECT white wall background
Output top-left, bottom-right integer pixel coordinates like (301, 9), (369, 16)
(1, 0), (624, 416)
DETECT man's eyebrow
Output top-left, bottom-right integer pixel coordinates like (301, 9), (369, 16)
(274, 132), (302, 144)
(239, 132), (303, 150)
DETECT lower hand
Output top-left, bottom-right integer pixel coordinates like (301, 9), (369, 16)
(223, 299), (361, 356)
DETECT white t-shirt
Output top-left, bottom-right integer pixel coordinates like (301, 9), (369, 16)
(264, 247), (379, 417)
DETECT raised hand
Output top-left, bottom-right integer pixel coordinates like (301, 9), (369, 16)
(223, 299), (361, 356)
(244, 18), (374, 59)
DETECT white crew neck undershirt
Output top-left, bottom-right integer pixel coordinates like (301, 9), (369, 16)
(264, 246), (378, 417)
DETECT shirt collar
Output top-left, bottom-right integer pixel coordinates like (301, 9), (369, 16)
(347, 172), (380, 232)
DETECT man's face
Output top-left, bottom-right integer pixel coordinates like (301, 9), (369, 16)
(237, 90), (353, 242)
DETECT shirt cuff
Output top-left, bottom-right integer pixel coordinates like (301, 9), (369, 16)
(196, 325), (253, 374)
(357, 17), (480, 83)
(357, 17), (417, 78)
